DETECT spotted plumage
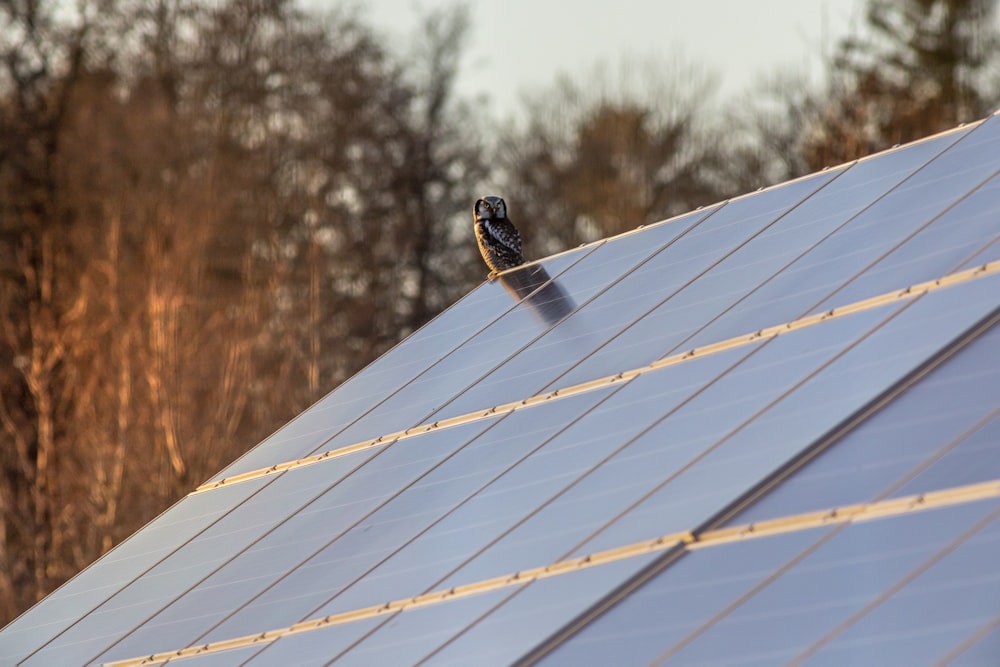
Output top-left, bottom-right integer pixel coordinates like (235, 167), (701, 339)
(474, 195), (524, 280)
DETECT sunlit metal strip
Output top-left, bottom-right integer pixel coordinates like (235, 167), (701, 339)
(107, 478), (1000, 666)
(194, 259), (1000, 493)
(692, 478), (1000, 548)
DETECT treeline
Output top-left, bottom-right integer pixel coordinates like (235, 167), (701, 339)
(1, 0), (997, 624)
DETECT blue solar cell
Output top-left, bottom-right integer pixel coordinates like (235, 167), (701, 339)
(305, 588), (521, 667)
(947, 620), (1000, 666)
(959, 236), (1000, 269)
(194, 388), (617, 646)
(430, 170), (842, 418)
(0, 478), (268, 666)
(534, 526), (834, 666)
(211, 248), (596, 481)
(726, 320), (1000, 525)
(889, 411), (1000, 498)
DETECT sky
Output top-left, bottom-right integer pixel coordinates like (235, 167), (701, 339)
(350, 0), (868, 114)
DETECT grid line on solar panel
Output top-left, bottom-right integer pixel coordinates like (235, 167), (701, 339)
(961, 233), (1000, 269)
(193, 259), (1000, 494)
(56, 415), (531, 666)
(931, 615), (1000, 666)
(103, 478), (1000, 667)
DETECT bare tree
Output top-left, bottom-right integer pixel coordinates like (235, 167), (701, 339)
(495, 57), (725, 257)
(726, 0), (1000, 185)
(0, 0), (497, 625)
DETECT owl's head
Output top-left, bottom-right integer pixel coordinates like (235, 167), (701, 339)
(474, 195), (507, 221)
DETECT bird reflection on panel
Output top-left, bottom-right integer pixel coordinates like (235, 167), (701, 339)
(499, 263), (575, 326)
(473, 195), (575, 326)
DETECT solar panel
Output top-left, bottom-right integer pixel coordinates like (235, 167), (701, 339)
(531, 526), (833, 666)
(3, 112), (999, 666)
(91, 419), (510, 663)
(0, 478), (270, 665)
(947, 620), (1000, 665)
(535, 499), (1000, 666)
(795, 511), (1000, 666)
(660, 500), (1000, 667)
(246, 392), (616, 621)
(809, 172), (1000, 313)
(269, 586), (517, 666)
(285, 206), (718, 462)
(572, 282), (1000, 555)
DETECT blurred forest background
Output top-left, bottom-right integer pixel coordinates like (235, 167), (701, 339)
(2, 0), (999, 624)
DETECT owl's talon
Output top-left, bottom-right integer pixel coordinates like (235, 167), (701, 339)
(487, 271), (498, 283)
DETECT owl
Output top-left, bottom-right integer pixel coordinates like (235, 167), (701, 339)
(474, 195), (524, 280)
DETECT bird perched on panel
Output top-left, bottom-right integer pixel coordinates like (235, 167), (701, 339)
(474, 195), (524, 281)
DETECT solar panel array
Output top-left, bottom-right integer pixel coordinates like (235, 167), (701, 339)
(3, 112), (1000, 666)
